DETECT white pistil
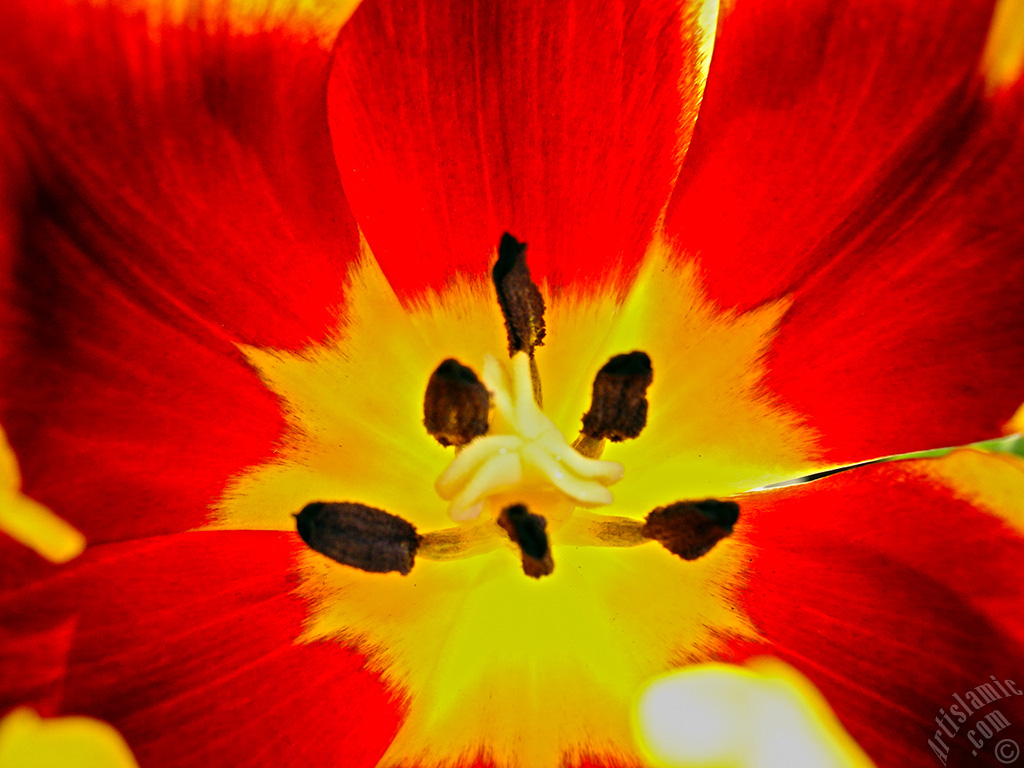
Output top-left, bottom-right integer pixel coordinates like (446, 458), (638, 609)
(435, 352), (624, 521)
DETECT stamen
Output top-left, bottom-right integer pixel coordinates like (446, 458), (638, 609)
(493, 233), (546, 357)
(417, 521), (502, 561)
(557, 511), (647, 548)
(498, 504), (554, 578)
(579, 352), (653, 457)
(424, 359), (490, 447)
(295, 501), (420, 575)
(641, 499), (740, 561)
(493, 233), (545, 405)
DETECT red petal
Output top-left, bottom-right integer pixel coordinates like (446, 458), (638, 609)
(731, 461), (1024, 767)
(329, 0), (713, 296)
(0, 596), (75, 715)
(763, 84), (1024, 461)
(0, 0), (360, 350)
(665, 0), (998, 311)
(664, 0), (1024, 460)
(0, 1), (372, 542)
(0, 251), (284, 543)
(0, 531), (402, 768)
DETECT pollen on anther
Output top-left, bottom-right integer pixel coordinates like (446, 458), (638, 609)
(296, 501), (420, 575)
(493, 233), (546, 357)
(498, 503), (554, 578)
(424, 358), (490, 447)
(582, 351), (653, 442)
(642, 499), (740, 561)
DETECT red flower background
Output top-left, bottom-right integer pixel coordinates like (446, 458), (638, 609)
(1, 0), (1024, 766)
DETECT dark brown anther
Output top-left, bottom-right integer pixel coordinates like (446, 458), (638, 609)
(581, 351), (653, 442)
(641, 499), (740, 561)
(424, 358), (490, 447)
(493, 233), (546, 357)
(296, 502), (420, 575)
(497, 504), (554, 578)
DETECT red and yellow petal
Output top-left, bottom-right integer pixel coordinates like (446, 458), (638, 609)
(0, 0), (377, 547)
(5, 455), (1022, 767)
(113, 0), (363, 46)
(914, 447), (1024, 645)
(732, 457), (1024, 767)
(1, 1), (1022, 767)
(328, 0), (717, 298)
(0, 258), (286, 545)
(213, 256), (761, 768)
(206, 253), (1024, 767)
(0, 531), (402, 768)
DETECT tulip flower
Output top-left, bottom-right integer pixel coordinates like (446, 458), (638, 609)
(1, 0), (1023, 767)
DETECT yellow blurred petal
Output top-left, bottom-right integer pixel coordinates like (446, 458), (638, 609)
(0, 425), (85, 563)
(634, 659), (876, 768)
(1007, 401), (1024, 435)
(981, 0), (1024, 92)
(0, 494), (86, 564)
(0, 709), (138, 768)
(0, 423), (21, 490)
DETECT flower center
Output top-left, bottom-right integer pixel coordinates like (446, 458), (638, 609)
(211, 236), (820, 768)
(294, 234), (749, 581)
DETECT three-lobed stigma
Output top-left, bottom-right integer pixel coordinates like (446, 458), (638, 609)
(435, 351), (624, 521)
